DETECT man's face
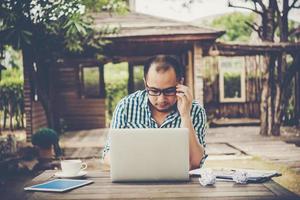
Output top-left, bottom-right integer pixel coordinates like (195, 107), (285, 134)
(145, 65), (179, 113)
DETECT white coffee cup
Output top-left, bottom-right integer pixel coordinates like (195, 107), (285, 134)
(60, 160), (87, 176)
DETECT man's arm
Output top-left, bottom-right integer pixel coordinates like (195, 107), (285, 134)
(102, 99), (127, 166)
(102, 151), (110, 170)
(176, 84), (206, 170)
(181, 115), (205, 170)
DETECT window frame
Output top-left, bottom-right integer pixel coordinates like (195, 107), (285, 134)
(79, 64), (104, 99)
(219, 57), (246, 103)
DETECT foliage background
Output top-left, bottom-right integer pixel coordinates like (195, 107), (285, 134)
(0, 47), (24, 130)
(104, 62), (144, 125)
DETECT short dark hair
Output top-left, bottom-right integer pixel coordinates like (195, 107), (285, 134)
(144, 55), (184, 80)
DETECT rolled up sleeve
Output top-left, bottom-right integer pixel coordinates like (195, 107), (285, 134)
(192, 104), (208, 168)
(101, 99), (127, 159)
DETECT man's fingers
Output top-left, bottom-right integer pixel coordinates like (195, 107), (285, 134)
(176, 92), (186, 103)
(176, 92), (186, 98)
(176, 84), (192, 99)
(177, 90), (192, 101)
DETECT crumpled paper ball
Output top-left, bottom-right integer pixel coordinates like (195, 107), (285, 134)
(199, 170), (216, 186)
(232, 171), (248, 184)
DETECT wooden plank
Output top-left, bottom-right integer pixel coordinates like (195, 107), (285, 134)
(67, 147), (102, 158)
(66, 124), (106, 130)
(58, 99), (106, 104)
(31, 100), (48, 133)
(206, 143), (241, 155)
(58, 103), (105, 107)
(31, 191), (275, 200)
(63, 115), (105, 119)
(51, 184), (270, 192)
(264, 181), (299, 199)
(24, 196), (283, 200)
(58, 107), (106, 113)
(54, 91), (107, 129)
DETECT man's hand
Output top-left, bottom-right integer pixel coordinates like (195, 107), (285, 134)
(176, 84), (192, 117)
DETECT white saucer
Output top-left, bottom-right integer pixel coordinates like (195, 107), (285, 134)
(54, 171), (88, 178)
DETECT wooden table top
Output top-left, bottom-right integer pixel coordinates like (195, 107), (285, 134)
(25, 170), (299, 200)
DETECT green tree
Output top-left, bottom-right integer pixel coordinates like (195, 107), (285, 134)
(211, 12), (255, 42)
(0, 0), (127, 132)
(228, 0), (300, 136)
(104, 62), (128, 124)
(84, 0), (128, 13)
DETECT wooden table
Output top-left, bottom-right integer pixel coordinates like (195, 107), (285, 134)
(25, 170), (299, 200)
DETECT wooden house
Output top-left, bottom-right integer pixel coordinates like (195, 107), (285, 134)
(202, 54), (264, 123)
(206, 42), (300, 126)
(23, 12), (224, 139)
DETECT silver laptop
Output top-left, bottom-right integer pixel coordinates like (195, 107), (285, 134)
(109, 128), (189, 182)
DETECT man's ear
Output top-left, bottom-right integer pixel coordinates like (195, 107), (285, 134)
(143, 78), (146, 88)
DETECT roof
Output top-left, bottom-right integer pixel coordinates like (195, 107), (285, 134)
(214, 42), (300, 56)
(92, 12), (224, 41)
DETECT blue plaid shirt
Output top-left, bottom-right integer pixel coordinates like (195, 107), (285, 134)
(102, 90), (207, 167)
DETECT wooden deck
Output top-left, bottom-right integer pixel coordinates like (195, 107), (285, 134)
(59, 129), (108, 159)
(210, 118), (260, 127)
(59, 127), (300, 173)
(206, 126), (300, 173)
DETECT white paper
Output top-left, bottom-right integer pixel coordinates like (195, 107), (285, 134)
(189, 168), (280, 182)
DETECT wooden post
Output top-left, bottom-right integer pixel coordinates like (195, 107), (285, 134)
(0, 65), (5, 134)
(296, 70), (300, 125)
(22, 47), (34, 142)
(128, 63), (134, 94)
(0, 111), (2, 135)
(193, 43), (204, 105)
(99, 64), (106, 98)
(185, 50), (194, 98)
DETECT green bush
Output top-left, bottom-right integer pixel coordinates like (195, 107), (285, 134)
(0, 77), (24, 129)
(104, 62), (128, 125)
(211, 12), (255, 42)
(105, 80), (127, 124)
(31, 128), (59, 149)
(104, 63), (145, 125)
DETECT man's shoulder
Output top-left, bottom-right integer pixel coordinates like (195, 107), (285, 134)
(191, 100), (206, 116)
(119, 90), (147, 106)
(191, 100), (205, 110)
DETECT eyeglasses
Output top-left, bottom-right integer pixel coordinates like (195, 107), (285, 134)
(145, 83), (177, 96)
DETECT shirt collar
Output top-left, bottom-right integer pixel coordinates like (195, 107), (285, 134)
(142, 90), (149, 109)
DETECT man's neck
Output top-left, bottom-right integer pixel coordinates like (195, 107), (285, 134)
(149, 104), (176, 127)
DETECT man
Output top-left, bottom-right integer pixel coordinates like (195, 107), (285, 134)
(102, 55), (207, 170)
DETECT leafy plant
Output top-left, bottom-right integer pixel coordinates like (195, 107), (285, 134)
(0, 76), (24, 129)
(211, 12), (255, 42)
(104, 62), (128, 124)
(104, 62), (145, 125)
(0, 0), (127, 131)
(0, 0), (127, 56)
(31, 128), (59, 149)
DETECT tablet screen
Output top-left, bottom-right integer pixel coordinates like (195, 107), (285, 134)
(24, 179), (93, 192)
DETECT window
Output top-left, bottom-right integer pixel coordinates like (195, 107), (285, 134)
(219, 57), (245, 102)
(79, 66), (104, 98)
